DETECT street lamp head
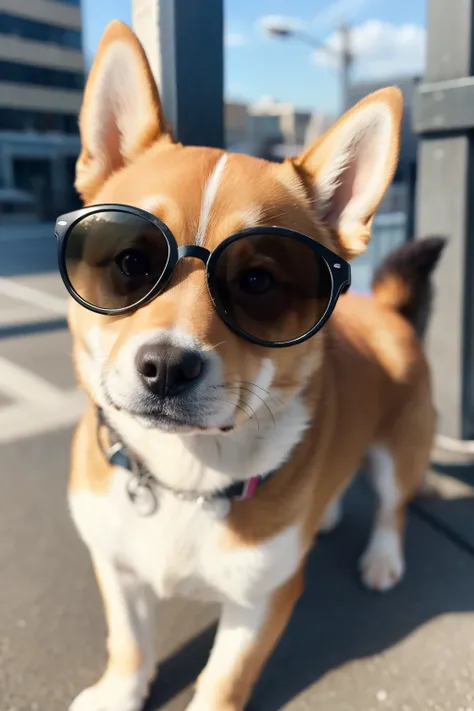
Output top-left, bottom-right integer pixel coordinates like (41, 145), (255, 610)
(261, 18), (295, 39)
(267, 26), (293, 38)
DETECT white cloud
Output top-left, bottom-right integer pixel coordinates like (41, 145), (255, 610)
(257, 15), (303, 37)
(312, 20), (426, 78)
(313, 0), (372, 30)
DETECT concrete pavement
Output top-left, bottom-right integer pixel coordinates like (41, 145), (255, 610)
(1, 240), (474, 710)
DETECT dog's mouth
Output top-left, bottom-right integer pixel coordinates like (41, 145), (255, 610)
(109, 398), (208, 432)
(128, 407), (235, 434)
(102, 384), (235, 434)
(131, 407), (207, 432)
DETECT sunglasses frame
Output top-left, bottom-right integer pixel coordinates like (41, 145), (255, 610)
(55, 203), (351, 348)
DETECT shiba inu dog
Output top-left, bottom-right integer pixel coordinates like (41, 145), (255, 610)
(58, 20), (443, 711)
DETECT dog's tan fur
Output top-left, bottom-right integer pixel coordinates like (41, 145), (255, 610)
(66, 21), (437, 711)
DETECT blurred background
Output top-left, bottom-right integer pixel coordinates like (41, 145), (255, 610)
(2, 2), (474, 710)
(0, 0), (420, 290)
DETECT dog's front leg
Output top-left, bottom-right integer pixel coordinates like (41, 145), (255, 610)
(70, 553), (156, 711)
(187, 570), (303, 711)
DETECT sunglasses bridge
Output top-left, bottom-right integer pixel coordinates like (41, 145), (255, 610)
(177, 245), (211, 264)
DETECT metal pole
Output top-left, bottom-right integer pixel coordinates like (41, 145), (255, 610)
(414, 0), (474, 439)
(132, 0), (224, 148)
(339, 23), (352, 111)
(290, 25), (353, 113)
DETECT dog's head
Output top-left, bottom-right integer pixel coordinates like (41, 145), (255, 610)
(68, 21), (402, 436)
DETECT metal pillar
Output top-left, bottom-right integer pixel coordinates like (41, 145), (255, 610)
(339, 23), (353, 112)
(414, 0), (474, 439)
(132, 0), (224, 148)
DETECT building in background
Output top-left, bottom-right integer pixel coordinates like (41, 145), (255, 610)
(225, 96), (333, 161)
(225, 98), (286, 158)
(0, 0), (84, 220)
(225, 101), (250, 154)
(248, 96), (313, 159)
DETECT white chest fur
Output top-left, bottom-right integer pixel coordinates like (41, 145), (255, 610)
(70, 467), (302, 605)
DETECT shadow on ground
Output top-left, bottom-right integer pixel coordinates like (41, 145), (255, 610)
(144, 474), (474, 710)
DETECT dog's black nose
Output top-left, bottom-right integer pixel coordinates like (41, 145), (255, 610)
(135, 344), (204, 397)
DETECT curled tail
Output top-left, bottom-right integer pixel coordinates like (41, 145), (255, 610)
(371, 236), (446, 340)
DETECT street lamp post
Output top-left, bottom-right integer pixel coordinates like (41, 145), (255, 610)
(339, 23), (353, 111)
(264, 21), (354, 112)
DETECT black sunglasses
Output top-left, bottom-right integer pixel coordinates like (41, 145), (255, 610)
(54, 204), (351, 348)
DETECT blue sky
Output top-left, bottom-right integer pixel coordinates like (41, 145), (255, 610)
(81, 0), (425, 114)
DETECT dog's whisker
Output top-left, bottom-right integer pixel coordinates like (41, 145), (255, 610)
(226, 386), (275, 429)
(223, 380), (285, 407)
(224, 381), (283, 417)
(204, 340), (228, 352)
(221, 399), (259, 432)
(240, 381), (286, 407)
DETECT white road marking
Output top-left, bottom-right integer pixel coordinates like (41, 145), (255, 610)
(0, 274), (84, 444)
(0, 388), (87, 444)
(0, 305), (61, 328)
(0, 277), (68, 315)
(0, 355), (69, 404)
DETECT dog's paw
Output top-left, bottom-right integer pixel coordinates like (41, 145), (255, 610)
(69, 672), (150, 711)
(359, 528), (405, 592)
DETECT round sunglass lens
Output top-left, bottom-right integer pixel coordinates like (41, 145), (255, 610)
(63, 210), (170, 311)
(211, 233), (333, 344)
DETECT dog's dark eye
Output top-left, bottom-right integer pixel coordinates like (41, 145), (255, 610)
(239, 268), (275, 295)
(115, 249), (150, 278)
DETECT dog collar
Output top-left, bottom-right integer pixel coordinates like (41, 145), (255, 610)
(96, 408), (275, 517)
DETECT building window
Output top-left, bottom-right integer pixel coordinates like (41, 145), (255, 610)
(0, 108), (78, 133)
(0, 13), (82, 50)
(0, 60), (84, 90)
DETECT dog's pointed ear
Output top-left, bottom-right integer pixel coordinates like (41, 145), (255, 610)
(293, 87), (403, 259)
(76, 20), (172, 203)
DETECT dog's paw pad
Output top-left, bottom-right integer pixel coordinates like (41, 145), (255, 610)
(359, 530), (405, 592)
